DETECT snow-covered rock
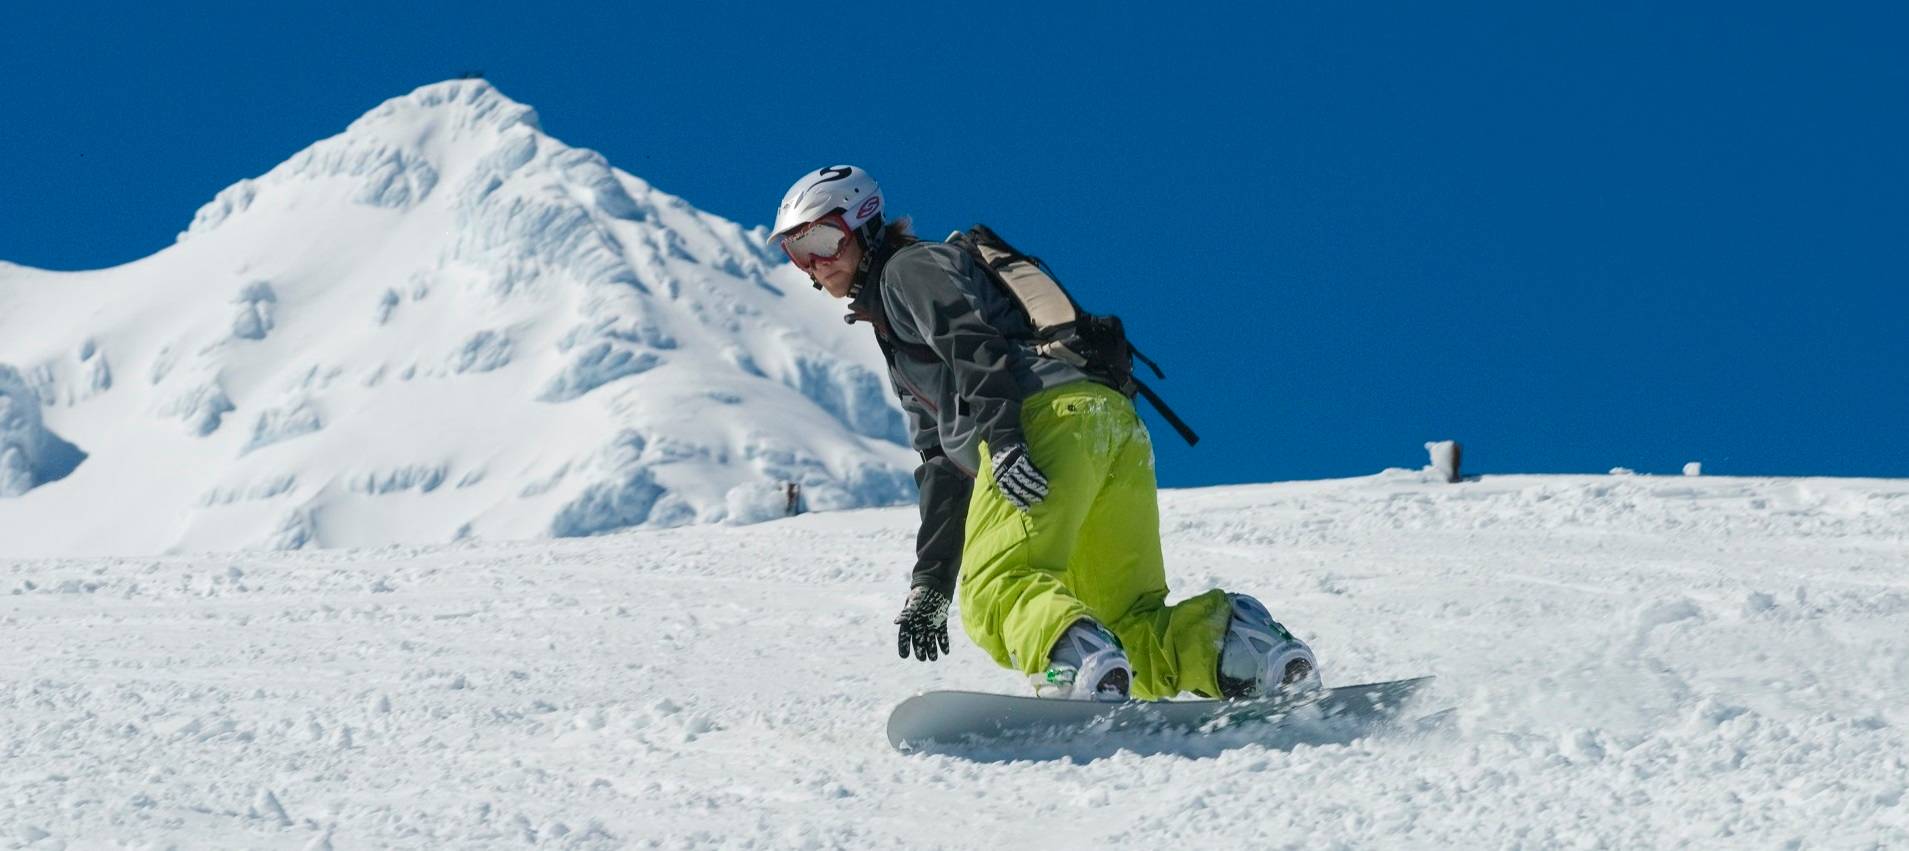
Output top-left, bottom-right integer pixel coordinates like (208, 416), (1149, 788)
(0, 365), (86, 497)
(229, 281), (277, 341)
(0, 79), (914, 555)
(1424, 439), (1461, 483)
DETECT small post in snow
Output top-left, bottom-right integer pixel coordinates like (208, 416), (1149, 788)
(1425, 440), (1463, 483)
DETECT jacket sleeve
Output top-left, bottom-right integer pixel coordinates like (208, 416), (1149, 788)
(910, 447), (971, 598)
(892, 374), (970, 598)
(883, 245), (1031, 453)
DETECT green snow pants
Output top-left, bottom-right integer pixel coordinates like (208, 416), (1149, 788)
(958, 380), (1232, 700)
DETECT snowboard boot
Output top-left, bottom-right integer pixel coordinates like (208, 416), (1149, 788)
(1217, 593), (1321, 699)
(1032, 620), (1132, 701)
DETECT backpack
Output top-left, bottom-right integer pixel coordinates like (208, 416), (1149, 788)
(946, 224), (1200, 446)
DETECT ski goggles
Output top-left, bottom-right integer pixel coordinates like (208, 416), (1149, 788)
(778, 212), (854, 270)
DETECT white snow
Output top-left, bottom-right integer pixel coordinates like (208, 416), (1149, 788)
(0, 80), (913, 556)
(1423, 439), (1460, 483)
(0, 366), (85, 497)
(3, 472), (1906, 847)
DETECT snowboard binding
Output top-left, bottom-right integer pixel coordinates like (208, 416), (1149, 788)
(1217, 594), (1322, 699)
(1032, 620), (1132, 701)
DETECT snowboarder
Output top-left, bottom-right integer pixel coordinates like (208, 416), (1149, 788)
(769, 166), (1320, 701)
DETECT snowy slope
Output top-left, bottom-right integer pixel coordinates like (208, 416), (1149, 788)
(3, 472), (1906, 848)
(0, 80), (914, 557)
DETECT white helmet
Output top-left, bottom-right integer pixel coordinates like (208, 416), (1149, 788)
(770, 165), (883, 242)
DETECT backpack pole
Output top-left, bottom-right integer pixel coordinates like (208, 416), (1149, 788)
(1133, 379), (1200, 446)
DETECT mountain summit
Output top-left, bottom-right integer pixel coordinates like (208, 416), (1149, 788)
(0, 80), (915, 555)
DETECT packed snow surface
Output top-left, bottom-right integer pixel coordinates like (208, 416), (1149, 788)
(4, 472), (1906, 848)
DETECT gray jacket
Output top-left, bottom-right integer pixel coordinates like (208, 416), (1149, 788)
(850, 239), (1097, 598)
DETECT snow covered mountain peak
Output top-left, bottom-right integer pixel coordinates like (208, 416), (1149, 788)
(185, 80), (547, 237)
(349, 78), (543, 136)
(0, 80), (914, 556)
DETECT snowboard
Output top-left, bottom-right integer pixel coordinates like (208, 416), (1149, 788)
(886, 676), (1434, 753)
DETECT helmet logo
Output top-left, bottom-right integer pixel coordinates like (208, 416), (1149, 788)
(816, 166), (853, 183)
(857, 195), (881, 219)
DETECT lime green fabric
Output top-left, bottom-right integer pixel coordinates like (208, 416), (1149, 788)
(957, 381), (1232, 699)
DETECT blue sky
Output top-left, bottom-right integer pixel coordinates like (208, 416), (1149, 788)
(4, 2), (1904, 485)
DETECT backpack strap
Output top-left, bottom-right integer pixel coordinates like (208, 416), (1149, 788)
(1128, 343), (1166, 380)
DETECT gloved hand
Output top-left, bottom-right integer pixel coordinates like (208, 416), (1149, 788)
(990, 443), (1049, 511)
(894, 586), (952, 661)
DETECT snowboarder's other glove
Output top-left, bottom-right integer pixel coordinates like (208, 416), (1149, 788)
(895, 586), (952, 661)
(990, 443), (1049, 511)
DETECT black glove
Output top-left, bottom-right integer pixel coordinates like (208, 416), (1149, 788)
(894, 586), (952, 661)
(990, 443), (1049, 511)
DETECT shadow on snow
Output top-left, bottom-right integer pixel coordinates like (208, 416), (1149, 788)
(899, 708), (1455, 764)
